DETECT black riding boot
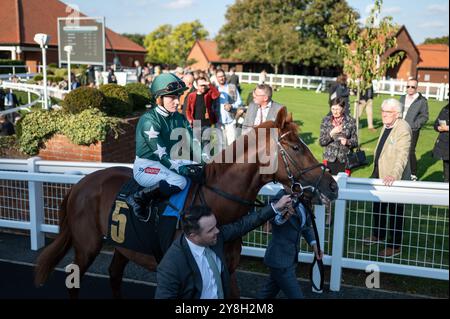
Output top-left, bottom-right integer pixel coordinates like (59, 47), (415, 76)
(126, 180), (182, 219)
(126, 184), (160, 219)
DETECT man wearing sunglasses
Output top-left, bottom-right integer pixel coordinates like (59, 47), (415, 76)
(399, 78), (429, 181)
(127, 73), (203, 252)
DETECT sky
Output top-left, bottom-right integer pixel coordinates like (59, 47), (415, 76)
(62, 0), (449, 44)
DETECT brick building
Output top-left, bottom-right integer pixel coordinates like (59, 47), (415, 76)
(383, 26), (449, 83)
(187, 40), (243, 72)
(0, 0), (146, 72)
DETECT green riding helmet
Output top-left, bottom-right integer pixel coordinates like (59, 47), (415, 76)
(150, 73), (187, 98)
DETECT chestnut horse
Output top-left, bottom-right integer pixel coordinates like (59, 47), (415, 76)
(34, 107), (338, 298)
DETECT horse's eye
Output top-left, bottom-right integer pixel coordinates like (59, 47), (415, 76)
(292, 145), (300, 152)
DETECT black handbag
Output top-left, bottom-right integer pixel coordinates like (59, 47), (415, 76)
(346, 147), (368, 169)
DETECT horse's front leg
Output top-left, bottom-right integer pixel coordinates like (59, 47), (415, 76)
(224, 238), (242, 299)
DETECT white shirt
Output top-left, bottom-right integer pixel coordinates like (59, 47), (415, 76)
(403, 93), (419, 119)
(186, 238), (222, 299)
(253, 101), (273, 126)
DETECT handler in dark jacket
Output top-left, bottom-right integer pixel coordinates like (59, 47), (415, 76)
(399, 78), (429, 180)
(258, 190), (322, 299)
(432, 104), (449, 182)
(155, 194), (293, 299)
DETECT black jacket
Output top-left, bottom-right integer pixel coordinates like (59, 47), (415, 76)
(433, 104), (449, 161)
(399, 93), (429, 131)
(155, 205), (276, 299)
(264, 190), (316, 268)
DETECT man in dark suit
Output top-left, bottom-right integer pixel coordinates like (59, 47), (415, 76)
(399, 78), (429, 181)
(258, 189), (322, 299)
(241, 84), (283, 135)
(155, 194), (293, 299)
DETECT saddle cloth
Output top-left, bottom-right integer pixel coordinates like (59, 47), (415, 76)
(106, 178), (191, 256)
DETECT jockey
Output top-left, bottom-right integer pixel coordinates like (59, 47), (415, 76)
(127, 73), (201, 220)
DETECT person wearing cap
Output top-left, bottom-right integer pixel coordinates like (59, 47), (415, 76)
(126, 74), (202, 249)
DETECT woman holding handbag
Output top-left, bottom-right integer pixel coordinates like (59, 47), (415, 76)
(320, 96), (358, 225)
(319, 96), (358, 175)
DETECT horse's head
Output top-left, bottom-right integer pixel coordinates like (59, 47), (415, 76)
(258, 107), (338, 205)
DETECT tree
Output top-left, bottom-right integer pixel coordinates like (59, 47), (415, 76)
(423, 35), (449, 45)
(144, 24), (173, 65)
(121, 33), (145, 47)
(144, 20), (208, 66)
(296, 0), (358, 68)
(170, 21), (209, 67)
(215, 0), (358, 73)
(325, 0), (404, 143)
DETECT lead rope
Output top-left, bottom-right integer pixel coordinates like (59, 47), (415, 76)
(308, 208), (324, 292)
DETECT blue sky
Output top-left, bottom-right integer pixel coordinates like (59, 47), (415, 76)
(62, 0), (449, 44)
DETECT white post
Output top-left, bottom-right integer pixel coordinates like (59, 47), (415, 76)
(425, 82), (430, 100)
(312, 204), (326, 293)
(438, 83), (444, 101)
(390, 78), (395, 96)
(64, 45), (73, 92)
(28, 157), (45, 250)
(42, 46), (49, 110)
(67, 52), (71, 92)
(330, 172), (348, 292)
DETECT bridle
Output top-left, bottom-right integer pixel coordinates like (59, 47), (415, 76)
(276, 131), (328, 197)
(276, 130), (328, 292)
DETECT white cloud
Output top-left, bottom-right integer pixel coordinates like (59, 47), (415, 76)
(419, 21), (446, 28)
(164, 0), (194, 9)
(426, 4), (449, 14)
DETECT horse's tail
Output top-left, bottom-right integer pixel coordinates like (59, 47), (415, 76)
(34, 188), (73, 287)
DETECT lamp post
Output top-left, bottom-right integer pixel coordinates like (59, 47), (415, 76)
(64, 45), (73, 91)
(34, 33), (50, 110)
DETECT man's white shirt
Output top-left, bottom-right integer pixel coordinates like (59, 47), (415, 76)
(186, 237), (222, 299)
(253, 101), (273, 126)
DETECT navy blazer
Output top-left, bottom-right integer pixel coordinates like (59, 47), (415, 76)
(264, 190), (316, 269)
(155, 205), (276, 299)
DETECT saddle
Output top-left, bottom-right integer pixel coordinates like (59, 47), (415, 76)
(106, 178), (191, 260)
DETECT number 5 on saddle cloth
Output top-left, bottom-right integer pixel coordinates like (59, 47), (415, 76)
(106, 177), (192, 262)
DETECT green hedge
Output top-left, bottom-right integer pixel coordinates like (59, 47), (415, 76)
(99, 84), (133, 117)
(62, 87), (106, 114)
(17, 108), (121, 155)
(0, 59), (27, 74)
(124, 82), (152, 111)
(53, 68), (68, 78)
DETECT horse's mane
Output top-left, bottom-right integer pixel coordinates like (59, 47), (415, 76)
(205, 119), (300, 177)
(256, 120), (300, 142)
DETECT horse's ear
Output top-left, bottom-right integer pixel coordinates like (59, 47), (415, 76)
(275, 106), (288, 129)
(286, 112), (293, 123)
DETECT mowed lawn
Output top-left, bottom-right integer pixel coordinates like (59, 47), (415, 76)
(241, 83), (448, 182)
